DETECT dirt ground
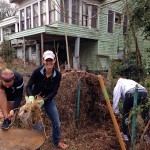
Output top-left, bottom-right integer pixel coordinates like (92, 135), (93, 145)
(0, 57), (149, 150)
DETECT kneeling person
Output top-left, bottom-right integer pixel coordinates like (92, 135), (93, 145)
(0, 69), (24, 130)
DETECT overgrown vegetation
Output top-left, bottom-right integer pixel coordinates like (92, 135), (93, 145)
(0, 40), (15, 64)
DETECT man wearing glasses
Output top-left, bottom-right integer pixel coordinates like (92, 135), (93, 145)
(0, 69), (23, 130)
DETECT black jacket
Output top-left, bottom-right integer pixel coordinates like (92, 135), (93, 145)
(26, 66), (61, 102)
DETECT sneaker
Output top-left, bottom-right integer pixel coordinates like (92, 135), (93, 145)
(121, 133), (129, 141)
(1, 118), (11, 130)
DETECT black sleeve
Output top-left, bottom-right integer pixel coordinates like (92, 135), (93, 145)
(13, 87), (23, 110)
(12, 73), (24, 109)
(26, 69), (37, 96)
(44, 73), (61, 102)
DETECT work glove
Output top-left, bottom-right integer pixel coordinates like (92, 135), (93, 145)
(36, 99), (44, 108)
(26, 96), (35, 104)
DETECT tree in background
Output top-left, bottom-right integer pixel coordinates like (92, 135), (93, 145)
(0, 40), (15, 63)
(130, 0), (150, 39)
(122, 0), (150, 80)
(0, 0), (18, 20)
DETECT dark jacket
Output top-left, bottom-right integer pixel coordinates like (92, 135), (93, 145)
(26, 66), (61, 102)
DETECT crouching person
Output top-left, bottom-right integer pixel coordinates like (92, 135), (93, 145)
(113, 77), (148, 141)
(0, 69), (23, 130)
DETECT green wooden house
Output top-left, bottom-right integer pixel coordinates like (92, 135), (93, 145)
(9, 0), (150, 71)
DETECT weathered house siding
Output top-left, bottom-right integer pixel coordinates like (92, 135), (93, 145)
(9, 0), (150, 71)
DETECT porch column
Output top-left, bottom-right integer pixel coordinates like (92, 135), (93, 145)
(23, 37), (26, 66)
(36, 43), (40, 66)
(73, 37), (80, 69)
(46, 0), (50, 24)
(38, 1), (41, 26)
(41, 33), (44, 65)
(15, 23), (18, 32)
(0, 28), (3, 42)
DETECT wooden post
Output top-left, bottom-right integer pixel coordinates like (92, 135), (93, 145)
(41, 33), (44, 65)
(23, 37), (26, 67)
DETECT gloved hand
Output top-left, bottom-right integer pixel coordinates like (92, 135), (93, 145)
(37, 99), (44, 108)
(26, 96), (35, 104)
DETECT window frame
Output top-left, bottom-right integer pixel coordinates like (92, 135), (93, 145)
(72, 0), (79, 25)
(33, 3), (39, 28)
(82, 2), (89, 27)
(49, 0), (55, 24)
(40, 0), (46, 25)
(91, 5), (98, 28)
(20, 9), (25, 31)
(26, 6), (31, 29)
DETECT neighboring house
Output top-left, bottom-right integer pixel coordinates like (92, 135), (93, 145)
(0, 15), (19, 43)
(9, 0), (150, 71)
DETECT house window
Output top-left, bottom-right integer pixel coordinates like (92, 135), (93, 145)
(72, 0), (79, 25)
(33, 3), (38, 27)
(108, 10), (114, 33)
(123, 15), (128, 35)
(31, 45), (36, 54)
(20, 9), (25, 31)
(115, 12), (123, 24)
(49, 0), (55, 24)
(60, 0), (69, 23)
(41, 0), (46, 25)
(26, 6), (31, 29)
(91, 5), (98, 28)
(82, 2), (88, 26)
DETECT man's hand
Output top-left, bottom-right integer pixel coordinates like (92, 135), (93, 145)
(8, 110), (14, 119)
(26, 96), (35, 104)
(114, 112), (120, 116)
(114, 112), (122, 121)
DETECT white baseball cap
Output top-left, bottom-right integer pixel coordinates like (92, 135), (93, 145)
(43, 50), (55, 60)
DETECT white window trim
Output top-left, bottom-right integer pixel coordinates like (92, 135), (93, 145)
(107, 10), (124, 34)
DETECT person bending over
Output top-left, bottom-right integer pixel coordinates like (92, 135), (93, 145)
(0, 69), (23, 130)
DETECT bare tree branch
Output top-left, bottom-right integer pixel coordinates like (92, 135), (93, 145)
(0, 0), (18, 20)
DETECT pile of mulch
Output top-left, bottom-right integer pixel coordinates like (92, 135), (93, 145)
(0, 57), (149, 150)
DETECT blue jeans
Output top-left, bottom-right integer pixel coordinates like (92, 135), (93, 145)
(44, 99), (61, 145)
(35, 99), (61, 150)
(122, 91), (148, 135)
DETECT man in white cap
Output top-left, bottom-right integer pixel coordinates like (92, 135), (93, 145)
(0, 69), (24, 130)
(26, 50), (68, 149)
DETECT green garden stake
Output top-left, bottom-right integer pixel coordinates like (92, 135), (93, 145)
(76, 80), (81, 128)
(131, 85), (138, 150)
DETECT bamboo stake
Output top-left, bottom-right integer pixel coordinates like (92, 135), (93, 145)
(98, 75), (126, 150)
(62, 0), (70, 69)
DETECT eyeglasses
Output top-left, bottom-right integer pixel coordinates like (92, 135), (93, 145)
(2, 78), (14, 83)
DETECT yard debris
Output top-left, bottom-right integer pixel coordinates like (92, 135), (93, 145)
(0, 57), (149, 150)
